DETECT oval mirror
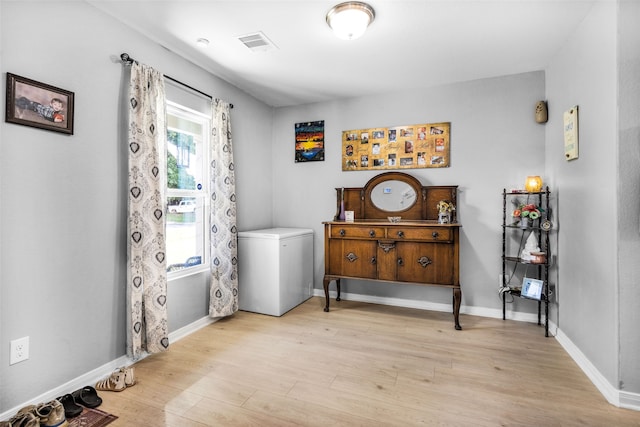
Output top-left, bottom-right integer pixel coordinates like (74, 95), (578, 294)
(370, 180), (417, 212)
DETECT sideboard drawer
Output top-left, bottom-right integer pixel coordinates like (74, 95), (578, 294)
(391, 227), (452, 242)
(330, 225), (386, 239)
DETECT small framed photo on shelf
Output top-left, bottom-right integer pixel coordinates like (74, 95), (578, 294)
(521, 277), (544, 300)
(5, 73), (74, 135)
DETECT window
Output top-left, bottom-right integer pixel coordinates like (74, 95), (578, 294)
(165, 101), (210, 275)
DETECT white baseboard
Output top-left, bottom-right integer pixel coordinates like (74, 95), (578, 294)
(314, 289), (640, 412)
(0, 315), (218, 421)
(169, 314), (218, 344)
(620, 391), (640, 411)
(0, 354), (132, 421)
(555, 328), (640, 411)
(314, 289), (545, 324)
(554, 328), (620, 406)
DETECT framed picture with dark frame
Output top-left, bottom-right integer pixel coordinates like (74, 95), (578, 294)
(295, 120), (324, 162)
(5, 73), (74, 135)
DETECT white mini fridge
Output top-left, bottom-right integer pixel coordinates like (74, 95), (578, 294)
(238, 227), (314, 316)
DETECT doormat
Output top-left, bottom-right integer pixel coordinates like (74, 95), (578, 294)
(68, 407), (118, 427)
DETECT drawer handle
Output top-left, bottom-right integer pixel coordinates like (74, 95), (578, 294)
(418, 256), (432, 268)
(369, 230), (376, 237)
(397, 231), (405, 238)
(432, 231), (439, 239)
(339, 229), (346, 236)
(370, 257), (376, 265)
(397, 257), (404, 266)
(345, 252), (358, 262)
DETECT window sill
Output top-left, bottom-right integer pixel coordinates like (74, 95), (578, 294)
(168, 264), (209, 281)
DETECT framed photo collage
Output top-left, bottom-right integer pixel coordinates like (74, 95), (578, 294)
(342, 122), (450, 171)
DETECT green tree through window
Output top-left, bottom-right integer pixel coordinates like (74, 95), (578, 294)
(167, 130), (196, 189)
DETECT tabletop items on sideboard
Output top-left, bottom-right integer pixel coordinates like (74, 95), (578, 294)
(322, 172), (463, 330)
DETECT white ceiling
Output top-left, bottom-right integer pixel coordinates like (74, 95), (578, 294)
(88, 0), (597, 107)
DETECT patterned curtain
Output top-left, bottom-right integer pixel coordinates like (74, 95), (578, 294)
(126, 62), (169, 358)
(209, 99), (238, 317)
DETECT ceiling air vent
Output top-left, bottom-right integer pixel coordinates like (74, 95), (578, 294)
(237, 31), (278, 52)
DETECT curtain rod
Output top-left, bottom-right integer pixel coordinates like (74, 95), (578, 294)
(120, 53), (233, 108)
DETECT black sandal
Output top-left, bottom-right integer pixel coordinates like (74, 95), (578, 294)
(57, 393), (83, 418)
(71, 386), (102, 408)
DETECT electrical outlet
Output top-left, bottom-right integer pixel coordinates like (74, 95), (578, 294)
(10, 336), (29, 365)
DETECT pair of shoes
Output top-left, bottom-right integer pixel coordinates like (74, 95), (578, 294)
(56, 394), (83, 418)
(71, 386), (102, 408)
(16, 400), (68, 427)
(95, 366), (136, 392)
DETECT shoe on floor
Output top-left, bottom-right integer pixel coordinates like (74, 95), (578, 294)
(120, 366), (136, 387)
(71, 386), (102, 408)
(56, 394), (83, 418)
(1, 411), (39, 427)
(14, 400), (67, 427)
(35, 400), (68, 427)
(95, 370), (126, 392)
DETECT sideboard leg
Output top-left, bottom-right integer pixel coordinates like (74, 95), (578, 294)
(502, 290), (506, 320)
(453, 288), (462, 330)
(336, 278), (341, 301)
(323, 277), (331, 312)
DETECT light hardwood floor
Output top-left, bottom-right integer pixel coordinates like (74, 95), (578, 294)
(98, 297), (639, 426)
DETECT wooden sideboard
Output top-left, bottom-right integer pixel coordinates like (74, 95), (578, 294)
(322, 172), (462, 330)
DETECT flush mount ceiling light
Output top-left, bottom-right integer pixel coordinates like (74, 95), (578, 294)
(326, 1), (375, 40)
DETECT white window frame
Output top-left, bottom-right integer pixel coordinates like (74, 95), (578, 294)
(165, 101), (210, 279)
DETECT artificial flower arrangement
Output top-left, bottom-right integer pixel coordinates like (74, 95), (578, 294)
(437, 200), (456, 214)
(437, 200), (456, 224)
(513, 203), (542, 220)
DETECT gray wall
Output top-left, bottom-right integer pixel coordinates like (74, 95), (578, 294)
(0, 1), (273, 412)
(271, 72), (546, 312)
(546, 0), (618, 382)
(542, 0), (640, 400)
(618, 0), (640, 395)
